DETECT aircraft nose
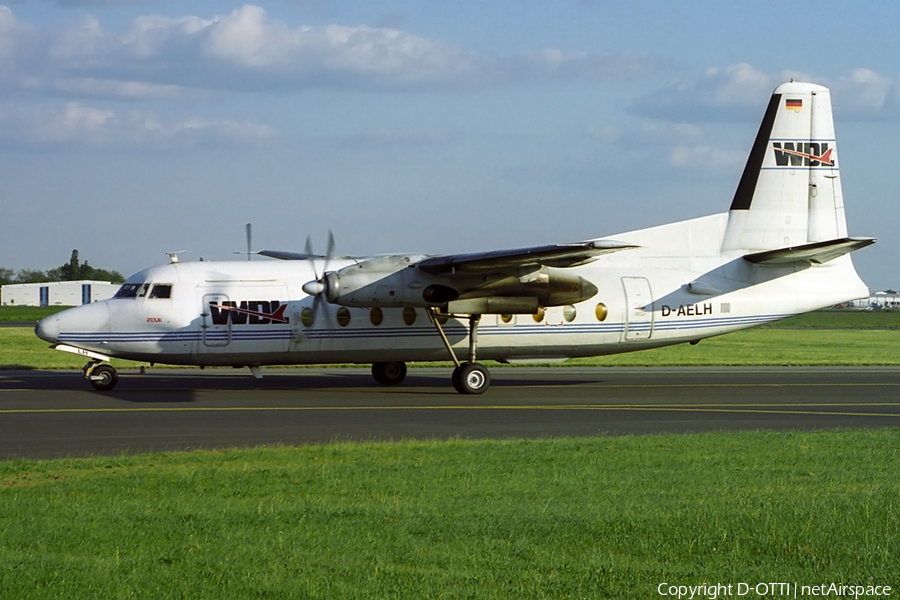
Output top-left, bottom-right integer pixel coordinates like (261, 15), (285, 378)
(35, 315), (60, 343)
(34, 303), (111, 345)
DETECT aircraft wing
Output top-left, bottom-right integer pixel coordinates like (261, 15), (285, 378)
(416, 240), (638, 274)
(743, 237), (875, 266)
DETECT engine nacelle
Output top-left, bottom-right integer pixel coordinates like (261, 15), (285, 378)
(456, 268), (597, 307)
(322, 255), (434, 307)
(312, 257), (599, 312)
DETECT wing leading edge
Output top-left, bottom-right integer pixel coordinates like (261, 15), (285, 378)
(416, 240), (638, 274)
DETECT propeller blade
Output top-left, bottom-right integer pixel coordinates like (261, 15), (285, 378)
(322, 229), (335, 275)
(301, 231), (337, 326)
(325, 230), (335, 258)
(245, 223), (252, 261)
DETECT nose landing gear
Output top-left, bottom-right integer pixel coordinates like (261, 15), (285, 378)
(83, 361), (119, 391)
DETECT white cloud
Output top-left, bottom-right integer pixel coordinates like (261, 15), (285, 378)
(634, 63), (900, 122)
(0, 6), (37, 81)
(516, 48), (664, 82)
(828, 68), (900, 118)
(0, 102), (277, 148)
(585, 119), (744, 170)
(39, 77), (190, 101)
(631, 63), (777, 122)
(1, 4), (664, 98)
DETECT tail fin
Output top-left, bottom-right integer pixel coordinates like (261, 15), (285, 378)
(722, 81), (848, 252)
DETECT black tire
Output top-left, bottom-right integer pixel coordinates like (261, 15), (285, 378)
(451, 366), (463, 393)
(372, 361), (407, 385)
(452, 362), (490, 395)
(89, 364), (118, 392)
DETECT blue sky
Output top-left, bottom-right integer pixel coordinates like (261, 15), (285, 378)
(2, 1), (898, 290)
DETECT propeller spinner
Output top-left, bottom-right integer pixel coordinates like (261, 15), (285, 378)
(301, 231), (336, 323)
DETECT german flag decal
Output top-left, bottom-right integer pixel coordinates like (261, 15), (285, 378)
(785, 98), (802, 111)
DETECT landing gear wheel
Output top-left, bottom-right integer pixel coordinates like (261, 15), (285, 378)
(88, 363), (118, 392)
(372, 361), (407, 385)
(452, 363), (490, 395)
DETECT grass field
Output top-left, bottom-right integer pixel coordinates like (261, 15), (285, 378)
(1, 431), (898, 599)
(3, 308), (899, 597)
(4, 310), (900, 369)
(0, 305), (66, 322)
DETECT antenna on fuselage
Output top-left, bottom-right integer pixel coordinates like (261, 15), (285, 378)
(165, 251), (186, 264)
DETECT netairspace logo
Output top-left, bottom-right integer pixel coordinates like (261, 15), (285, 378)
(657, 582), (892, 599)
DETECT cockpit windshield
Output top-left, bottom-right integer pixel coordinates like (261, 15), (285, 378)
(149, 284), (172, 299)
(114, 282), (172, 299)
(114, 283), (144, 299)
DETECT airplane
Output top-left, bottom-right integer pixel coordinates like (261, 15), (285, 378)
(35, 81), (874, 394)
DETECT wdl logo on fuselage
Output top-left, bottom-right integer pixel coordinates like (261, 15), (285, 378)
(772, 142), (835, 167)
(208, 301), (289, 325)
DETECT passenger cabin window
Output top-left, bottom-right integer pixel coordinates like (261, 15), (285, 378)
(149, 284), (172, 299)
(114, 283), (144, 299)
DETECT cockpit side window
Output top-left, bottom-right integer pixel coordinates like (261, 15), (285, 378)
(114, 283), (143, 299)
(138, 284), (150, 298)
(149, 284), (172, 299)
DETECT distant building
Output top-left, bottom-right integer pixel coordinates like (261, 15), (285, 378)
(868, 291), (900, 309)
(844, 291), (900, 310)
(1, 280), (119, 307)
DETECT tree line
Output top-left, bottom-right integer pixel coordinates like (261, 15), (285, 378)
(0, 250), (125, 286)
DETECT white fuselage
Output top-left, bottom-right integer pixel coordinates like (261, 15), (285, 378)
(36, 212), (869, 368)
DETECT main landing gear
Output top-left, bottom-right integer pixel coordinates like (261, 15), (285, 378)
(369, 311), (490, 394)
(82, 360), (118, 391)
(451, 361), (490, 395)
(372, 361), (408, 385)
(426, 308), (491, 395)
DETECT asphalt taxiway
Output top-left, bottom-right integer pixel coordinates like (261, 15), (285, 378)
(1, 367), (899, 459)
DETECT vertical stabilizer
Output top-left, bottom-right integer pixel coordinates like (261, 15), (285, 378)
(722, 82), (846, 252)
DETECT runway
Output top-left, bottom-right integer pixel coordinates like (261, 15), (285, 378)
(2, 366), (899, 459)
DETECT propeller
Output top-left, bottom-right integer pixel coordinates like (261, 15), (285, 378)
(234, 223), (255, 260)
(301, 230), (336, 324)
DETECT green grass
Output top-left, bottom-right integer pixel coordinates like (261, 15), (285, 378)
(0, 328), (133, 370)
(0, 305), (67, 322)
(1, 431), (898, 599)
(4, 311), (899, 596)
(762, 309), (900, 329)
(568, 328), (900, 366)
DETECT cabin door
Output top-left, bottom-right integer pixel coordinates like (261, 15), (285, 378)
(200, 292), (232, 348)
(621, 277), (654, 340)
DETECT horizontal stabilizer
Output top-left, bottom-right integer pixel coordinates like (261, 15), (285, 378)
(417, 240), (637, 274)
(743, 237), (874, 266)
